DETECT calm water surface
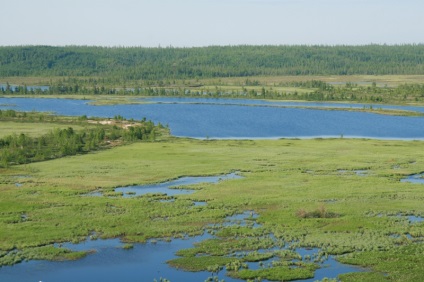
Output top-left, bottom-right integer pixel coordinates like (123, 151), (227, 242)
(114, 172), (242, 198)
(1, 97), (424, 139)
(401, 173), (424, 184)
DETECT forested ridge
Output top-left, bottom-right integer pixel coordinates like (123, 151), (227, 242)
(1, 45), (424, 79)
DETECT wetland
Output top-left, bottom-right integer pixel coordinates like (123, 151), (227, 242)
(2, 45), (424, 281)
(1, 96), (424, 281)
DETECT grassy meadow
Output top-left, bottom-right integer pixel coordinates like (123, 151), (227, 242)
(1, 135), (424, 281)
(0, 121), (92, 138)
(2, 74), (424, 87)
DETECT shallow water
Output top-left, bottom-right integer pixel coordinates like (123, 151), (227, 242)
(354, 170), (368, 176)
(0, 212), (363, 282)
(0, 235), (237, 282)
(338, 169), (369, 176)
(407, 215), (424, 223)
(113, 172), (242, 198)
(401, 173), (424, 184)
(390, 214), (424, 224)
(221, 211), (261, 228)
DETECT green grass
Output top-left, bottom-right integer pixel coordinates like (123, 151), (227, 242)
(227, 263), (318, 281)
(1, 137), (424, 280)
(0, 245), (89, 266)
(338, 243), (424, 281)
(4, 74), (424, 88)
(0, 121), (90, 138)
(167, 256), (238, 272)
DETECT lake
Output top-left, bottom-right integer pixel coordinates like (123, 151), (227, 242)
(1, 97), (424, 139)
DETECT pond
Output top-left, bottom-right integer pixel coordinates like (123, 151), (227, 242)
(0, 234), (230, 282)
(113, 172), (242, 198)
(401, 172), (424, 184)
(1, 97), (424, 139)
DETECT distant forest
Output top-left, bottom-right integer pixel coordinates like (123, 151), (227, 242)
(1, 45), (424, 79)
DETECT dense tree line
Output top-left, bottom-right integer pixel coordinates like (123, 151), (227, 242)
(0, 110), (164, 167)
(1, 45), (424, 80)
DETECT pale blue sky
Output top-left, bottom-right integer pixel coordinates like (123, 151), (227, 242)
(1, 0), (423, 46)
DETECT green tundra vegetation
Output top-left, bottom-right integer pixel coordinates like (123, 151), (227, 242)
(1, 130), (424, 281)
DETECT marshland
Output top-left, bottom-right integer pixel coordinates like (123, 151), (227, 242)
(1, 45), (424, 281)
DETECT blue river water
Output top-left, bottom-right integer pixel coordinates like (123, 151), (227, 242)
(1, 97), (424, 139)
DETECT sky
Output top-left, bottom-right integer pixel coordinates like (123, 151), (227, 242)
(1, 0), (423, 47)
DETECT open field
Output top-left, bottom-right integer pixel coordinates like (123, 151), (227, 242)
(1, 136), (424, 280)
(0, 121), (92, 138)
(193, 75), (424, 87)
(2, 75), (424, 88)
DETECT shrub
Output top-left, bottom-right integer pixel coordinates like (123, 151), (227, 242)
(296, 205), (339, 219)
